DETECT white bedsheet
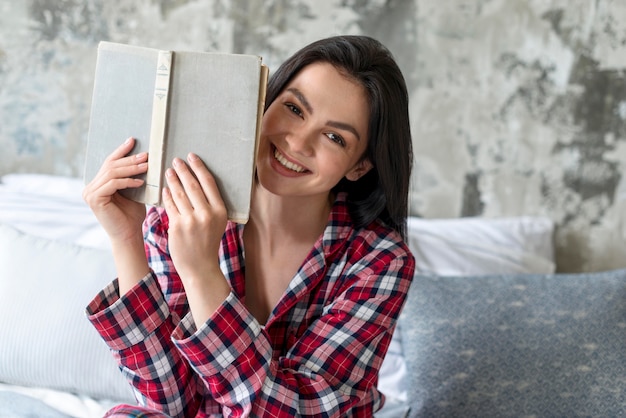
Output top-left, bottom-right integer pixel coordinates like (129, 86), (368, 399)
(0, 174), (110, 250)
(0, 383), (117, 418)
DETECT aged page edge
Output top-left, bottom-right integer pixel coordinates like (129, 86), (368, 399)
(232, 63), (270, 224)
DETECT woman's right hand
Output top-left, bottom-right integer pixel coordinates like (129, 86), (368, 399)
(82, 137), (148, 244)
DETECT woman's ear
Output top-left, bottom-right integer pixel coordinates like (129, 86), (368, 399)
(345, 159), (373, 181)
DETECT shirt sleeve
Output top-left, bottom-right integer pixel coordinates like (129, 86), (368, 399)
(142, 206), (190, 324)
(85, 207), (210, 417)
(171, 236), (415, 417)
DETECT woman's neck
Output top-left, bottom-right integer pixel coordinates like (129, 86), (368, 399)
(246, 184), (333, 248)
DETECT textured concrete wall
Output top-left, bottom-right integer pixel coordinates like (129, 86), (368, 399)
(409, 0), (626, 272)
(1, 0), (625, 272)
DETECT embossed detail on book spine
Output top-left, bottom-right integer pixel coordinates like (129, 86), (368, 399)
(145, 50), (172, 204)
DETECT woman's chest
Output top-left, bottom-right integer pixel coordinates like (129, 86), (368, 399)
(243, 241), (314, 325)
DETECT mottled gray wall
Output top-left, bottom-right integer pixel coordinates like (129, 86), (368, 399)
(1, 0), (625, 272)
(409, 0), (626, 272)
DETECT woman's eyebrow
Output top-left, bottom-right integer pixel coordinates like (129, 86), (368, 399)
(327, 121), (361, 142)
(286, 87), (313, 114)
(286, 87), (362, 141)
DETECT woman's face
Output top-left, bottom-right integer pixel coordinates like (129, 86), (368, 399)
(256, 62), (372, 200)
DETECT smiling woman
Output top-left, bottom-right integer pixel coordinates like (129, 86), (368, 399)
(256, 62), (372, 202)
(264, 36), (413, 238)
(83, 35), (415, 417)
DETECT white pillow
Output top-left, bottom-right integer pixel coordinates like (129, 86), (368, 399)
(0, 173), (86, 201)
(406, 216), (556, 275)
(0, 223), (134, 402)
(0, 174), (110, 250)
(378, 216), (555, 406)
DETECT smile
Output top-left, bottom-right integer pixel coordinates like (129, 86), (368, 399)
(274, 147), (306, 173)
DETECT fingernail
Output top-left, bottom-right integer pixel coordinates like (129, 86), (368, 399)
(172, 158), (181, 167)
(188, 153), (199, 162)
(136, 152), (147, 160)
(124, 137), (132, 144)
(166, 167), (175, 177)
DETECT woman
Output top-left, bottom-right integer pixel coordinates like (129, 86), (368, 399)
(84, 35), (415, 417)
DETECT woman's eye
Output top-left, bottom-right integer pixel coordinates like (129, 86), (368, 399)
(285, 103), (303, 117)
(325, 132), (345, 147)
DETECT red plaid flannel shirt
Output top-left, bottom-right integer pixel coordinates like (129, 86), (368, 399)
(87, 193), (415, 417)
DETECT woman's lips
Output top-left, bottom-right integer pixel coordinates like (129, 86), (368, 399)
(271, 145), (309, 176)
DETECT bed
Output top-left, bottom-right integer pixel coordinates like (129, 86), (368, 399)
(1, 173), (624, 417)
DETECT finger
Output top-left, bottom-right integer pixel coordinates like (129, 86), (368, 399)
(105, 137), (138, 162)
(98, 137), (148, 182)
(90, 153), (148, 192)
(101, 147), (148, 175)
(172, 156), (210, 211)
(165, 162), (194, 215)
(99, 173), (146, 196)
(187, 153), (226, 209)
(84, 138), (149, 208)
(98, 153), (148, 181)
(161, 185), (180, 219)
(92, 135), (147, 182)
(83, 169), (145, 201)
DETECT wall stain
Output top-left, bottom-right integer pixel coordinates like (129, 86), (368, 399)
(541, 7), (578, 50)
(157, 0), (196, 18)
(550, 55), (625, 210)
(496, 53), (556, 122)
(570, 56), (626, 138)
(461, 172), (485, 217)
(358, 0), (420, 91)
(28, 0), (108, 42)
(0, 49), (6, 75)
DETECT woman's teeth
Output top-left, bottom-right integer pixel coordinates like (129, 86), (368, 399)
(274, 149), (305, 173)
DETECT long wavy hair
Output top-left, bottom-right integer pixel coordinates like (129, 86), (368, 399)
(265, 35), (413, 239)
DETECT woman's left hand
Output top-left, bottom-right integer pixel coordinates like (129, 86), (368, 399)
(162, 153), (231, 325)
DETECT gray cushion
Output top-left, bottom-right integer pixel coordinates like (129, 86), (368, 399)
(400, 269), (626, 417)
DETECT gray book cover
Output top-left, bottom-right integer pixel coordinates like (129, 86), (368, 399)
(84, 41), (268, 223)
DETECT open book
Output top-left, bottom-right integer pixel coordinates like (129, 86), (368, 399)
(84, 41), (269, 223)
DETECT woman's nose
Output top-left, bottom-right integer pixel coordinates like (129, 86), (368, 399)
(285, 127), (315, 156)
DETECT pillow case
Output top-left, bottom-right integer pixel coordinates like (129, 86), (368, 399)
(377, 215), (555, 407)
(0, 173), (86, 200)
(0, 223), (134, 402)
(0, 174), (110, 250)
(400, 269), (626, 417)
(406, 216), (555, 275)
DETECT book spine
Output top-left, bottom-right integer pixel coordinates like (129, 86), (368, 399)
(144, 50), (173, 205)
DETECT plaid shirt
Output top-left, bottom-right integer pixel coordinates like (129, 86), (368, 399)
(87, 193), (415, 417)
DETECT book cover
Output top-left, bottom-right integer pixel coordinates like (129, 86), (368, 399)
(84, 41), (268, 223)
